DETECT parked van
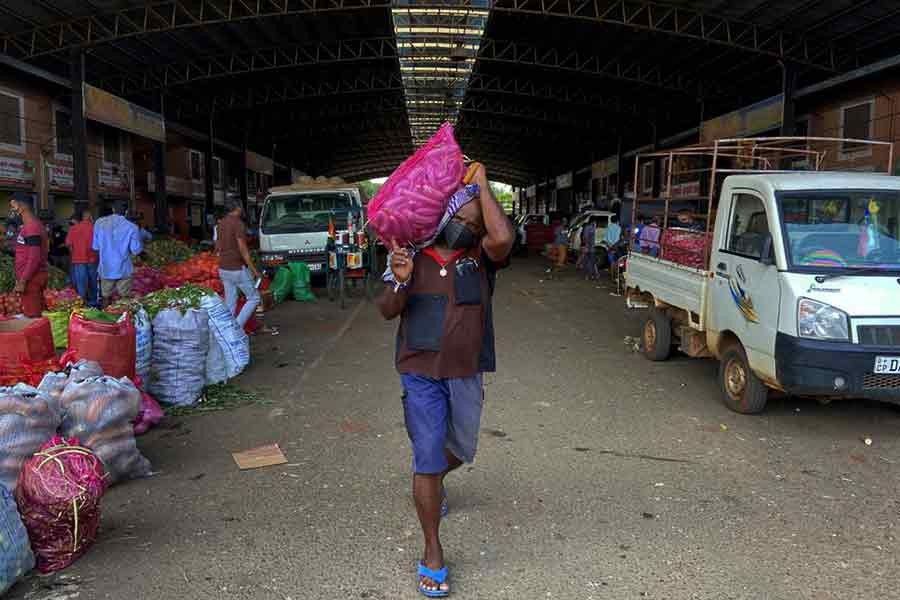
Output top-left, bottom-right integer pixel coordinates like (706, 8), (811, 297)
(258, 180), (365, 275)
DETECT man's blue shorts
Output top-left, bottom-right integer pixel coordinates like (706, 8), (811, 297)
(401, 373), (484, 475)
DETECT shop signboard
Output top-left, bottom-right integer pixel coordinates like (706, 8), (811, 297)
(671, 180), (701, 198)
(245, 151), (273, 176)
(98, 166), (130, 195)
(147, 172), (205, 198)
(556, 172), (573, 189)
(0, 157), (34, 188)
(700, 94), (784, 143)
(83, 84), (165, 142)
(47, 163), (74, 192)
(591, 156), (619, 179)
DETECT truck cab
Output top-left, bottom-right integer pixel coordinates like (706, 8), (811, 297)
(257, 183), (364, 275)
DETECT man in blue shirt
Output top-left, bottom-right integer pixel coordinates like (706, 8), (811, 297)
(92, 202), (143, 306)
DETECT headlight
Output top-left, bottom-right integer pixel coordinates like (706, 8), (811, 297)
(798, 298), (849, 341)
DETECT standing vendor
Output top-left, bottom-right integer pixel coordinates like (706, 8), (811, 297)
(9, 195), (48, 317)
(216, 198), (261, 329)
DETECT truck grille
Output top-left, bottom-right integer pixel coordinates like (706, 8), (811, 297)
(857, 325), (900, 346)
(863, 373), (900, 390)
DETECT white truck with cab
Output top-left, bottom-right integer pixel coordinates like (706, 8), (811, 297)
(626, 137), (900, 413)
(258, 178), (365, 275)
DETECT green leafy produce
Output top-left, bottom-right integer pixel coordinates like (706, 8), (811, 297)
(0, 255), (14, 293)
(164, 383), (267, 416)
(77, 308), (120, 324)
(139, 283), (212, 319)
(47, 264), (67, 289)
(0, 255), (65, 291)
(143, 239), (195, 268)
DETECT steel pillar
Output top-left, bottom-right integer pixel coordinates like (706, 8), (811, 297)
(154, 93), (168, 232)
(69, 49), (89, 211)
(780, 61), (797, 135)
(239, 126), (249, 215)
(205, 108), (215, 234)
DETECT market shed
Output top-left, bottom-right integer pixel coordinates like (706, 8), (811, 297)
(1, 0), (900, 186)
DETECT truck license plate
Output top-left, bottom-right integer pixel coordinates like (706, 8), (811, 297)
(874, 356), (900, 374)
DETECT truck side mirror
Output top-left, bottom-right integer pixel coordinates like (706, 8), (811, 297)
(759, 233), (775, 266)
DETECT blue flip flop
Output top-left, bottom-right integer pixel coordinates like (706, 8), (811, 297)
(418, 562), (450, 598)
(440, 487), (449, 518)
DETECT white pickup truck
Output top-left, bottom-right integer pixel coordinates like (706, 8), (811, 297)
(627, 171), (900, 413)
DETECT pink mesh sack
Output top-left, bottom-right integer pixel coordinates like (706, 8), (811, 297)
(368, 123), (465, 246)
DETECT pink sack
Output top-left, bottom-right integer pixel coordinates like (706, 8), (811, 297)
(132, 377), (164, 436)
(368, 123), (465, 246)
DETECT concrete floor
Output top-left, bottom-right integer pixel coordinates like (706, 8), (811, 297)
(10, 257), (900, 600)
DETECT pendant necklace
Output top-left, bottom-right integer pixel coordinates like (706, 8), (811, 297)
(422, 247), (467, 277)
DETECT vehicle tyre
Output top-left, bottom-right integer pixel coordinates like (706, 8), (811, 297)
(642, 310), (672, 361)
(718, 344), (768, 414)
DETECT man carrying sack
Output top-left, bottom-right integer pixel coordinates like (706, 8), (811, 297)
(377, 163), (514, 597)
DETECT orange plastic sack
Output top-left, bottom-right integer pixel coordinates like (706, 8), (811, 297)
(0, 318), (55, 364)
(67, 314), (136, 380)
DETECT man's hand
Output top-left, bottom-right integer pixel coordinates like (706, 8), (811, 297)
(13, 280), (25, 294)
(470, 162), (489, 194)
(389, 239), (413, 283)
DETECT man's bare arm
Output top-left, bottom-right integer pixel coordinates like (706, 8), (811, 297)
(376, 285), (408, 320)
(237, 238), (260, 278)
(474, 166), (514, 263)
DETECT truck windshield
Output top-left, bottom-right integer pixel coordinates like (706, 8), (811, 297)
(780, 190), (900, 272)
(261, 192), (355, 234)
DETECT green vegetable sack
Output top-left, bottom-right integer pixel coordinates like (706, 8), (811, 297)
(42, 310), (72, 349)
(270, 267), (294, 304)
(288, 262), (316, 303)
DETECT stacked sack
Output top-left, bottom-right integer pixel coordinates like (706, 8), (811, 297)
(16, 436), (106, 573)
(0, 483), (33, 594)
(0, 385), (60, 492)
(148, 307), (209, 406)
(202, 294), (250, 385)
(59, 375), (151, 484)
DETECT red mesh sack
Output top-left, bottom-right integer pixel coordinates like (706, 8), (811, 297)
(67, 313), (136, 380)
(660, 229), (713, 269)
(368, 123), (465, 246)
(15, 436), (106, 573)
(0, 318), (55, 365)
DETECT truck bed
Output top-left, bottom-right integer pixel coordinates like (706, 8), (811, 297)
(626, 252), (709, 328)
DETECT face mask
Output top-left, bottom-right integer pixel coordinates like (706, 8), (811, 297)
(442, 220), (478, 250)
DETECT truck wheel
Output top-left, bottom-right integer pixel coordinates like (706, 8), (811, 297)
(642, 310), (672, 361)
(719, 344), (768, 414)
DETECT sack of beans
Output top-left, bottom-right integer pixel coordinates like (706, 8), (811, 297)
(367, 123), (466, 246)
(15, 436), (106, 573)
(0, 385), (60, 491)
(58, 376), (151, 484)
